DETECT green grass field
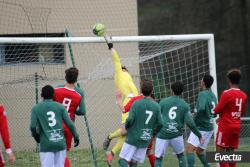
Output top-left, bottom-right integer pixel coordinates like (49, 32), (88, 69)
(4, 143), (250, 167)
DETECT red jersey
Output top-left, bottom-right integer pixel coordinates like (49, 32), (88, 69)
(53, 86), (84, 120)
(0, 105), (11, 151)
(124, 95), (144, 113)
(214, 88), (247, 132)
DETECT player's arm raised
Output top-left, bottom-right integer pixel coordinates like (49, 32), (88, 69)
(61, 106), (80, 147)
(107, 42), (123, 75)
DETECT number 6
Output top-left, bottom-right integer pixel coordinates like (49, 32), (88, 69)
(169, 106), (177, 119)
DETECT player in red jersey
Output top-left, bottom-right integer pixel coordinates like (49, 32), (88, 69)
(0, 105), (15, 167)
(214, 69), (247, 167)
(53, 67), (86, 167)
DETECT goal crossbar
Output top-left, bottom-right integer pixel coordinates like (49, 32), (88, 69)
(0, 34), (214, 43)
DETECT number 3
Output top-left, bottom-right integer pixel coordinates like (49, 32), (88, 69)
(47, 111), (56, 127)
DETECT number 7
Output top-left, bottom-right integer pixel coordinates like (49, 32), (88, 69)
(145, 110), (153, 124)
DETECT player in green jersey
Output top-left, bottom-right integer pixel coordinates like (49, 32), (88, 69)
(155, 81), (203, 167)
(186, 75), (217, 167)
(30, 85), (79, 167)
(119, 80), (162, 167)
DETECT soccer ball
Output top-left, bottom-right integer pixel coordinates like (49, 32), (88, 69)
(92, 23), (106, 36)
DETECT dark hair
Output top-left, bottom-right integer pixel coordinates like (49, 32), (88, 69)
(227, 69), (241, 85)
(171, 81), (184, 95)
(203, 74), (214, 88)
(141, 79), (153, 96)
(41, 85), (54, 99)
(121, 66), (128, 72)
(65, 67), (79, 84)
(150, 93), (155, 99)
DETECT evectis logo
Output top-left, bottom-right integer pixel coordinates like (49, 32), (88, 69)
(206, 152), (250, 163)
(215, 153), (242, 162)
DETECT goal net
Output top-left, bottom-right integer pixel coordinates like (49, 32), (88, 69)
(0, 35), (221, 166)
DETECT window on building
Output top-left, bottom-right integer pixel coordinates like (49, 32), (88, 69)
(0, 33), (65, 65)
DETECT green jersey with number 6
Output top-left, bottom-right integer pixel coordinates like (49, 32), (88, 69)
(157, 96), (201, 139)
(125, 97), (162, 148)
(194, 89), (217, 131)
(30, 99), (79, 152)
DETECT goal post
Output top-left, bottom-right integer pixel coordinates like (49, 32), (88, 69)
(0, 34), (219, 166)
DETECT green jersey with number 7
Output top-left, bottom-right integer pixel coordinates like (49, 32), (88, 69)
(125, 97), (162, 148)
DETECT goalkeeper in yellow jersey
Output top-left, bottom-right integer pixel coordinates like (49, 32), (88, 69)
(103, 37), (139, 166)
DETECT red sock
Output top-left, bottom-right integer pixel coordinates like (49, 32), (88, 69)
(0, 155), (4, 167)
(147, 154), (155, 167)
(219, 162), (229, 167)
(229, 162), (236, 167)
(64, 157), (70, 167)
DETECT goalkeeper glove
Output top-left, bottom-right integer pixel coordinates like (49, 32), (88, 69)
(105, 35), (113, 50)
(74, 137), (80, 147)
(107, 42), (113, 50)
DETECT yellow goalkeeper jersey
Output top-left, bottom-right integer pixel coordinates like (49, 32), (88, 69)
(112, 49), (138, 123)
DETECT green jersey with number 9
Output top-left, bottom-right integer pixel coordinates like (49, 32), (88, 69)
(157, 96), (201, 139)
(125, 97), (162, 148)
(30, 99), (79, 152)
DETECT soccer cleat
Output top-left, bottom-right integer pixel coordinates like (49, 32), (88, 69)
(105, 151), (113, 167)
(103, 136), (111, 151)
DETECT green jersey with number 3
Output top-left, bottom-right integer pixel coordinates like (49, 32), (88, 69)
(125, 97), (162, 148)
(157, 96), (201, 139)
(194, 89), (217, 131)
(30, 99), (79, 152)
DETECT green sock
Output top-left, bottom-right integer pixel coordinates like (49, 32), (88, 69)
(186, 153), (195, 167)
(177, 155), (187, 167)
(130, 162), (138, 167)
(154, 158), (162, 167)
(118, 159), (128, 167)
(197, 153), (210, 167)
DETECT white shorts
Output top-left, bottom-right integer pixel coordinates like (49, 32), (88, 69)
(187, 130), (213, 149)
(40, 150), (66, 167)
(119, 142), (147, 163)
(155, 136), (184, 158)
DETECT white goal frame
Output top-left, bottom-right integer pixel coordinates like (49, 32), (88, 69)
(0, 34), (218, 97)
